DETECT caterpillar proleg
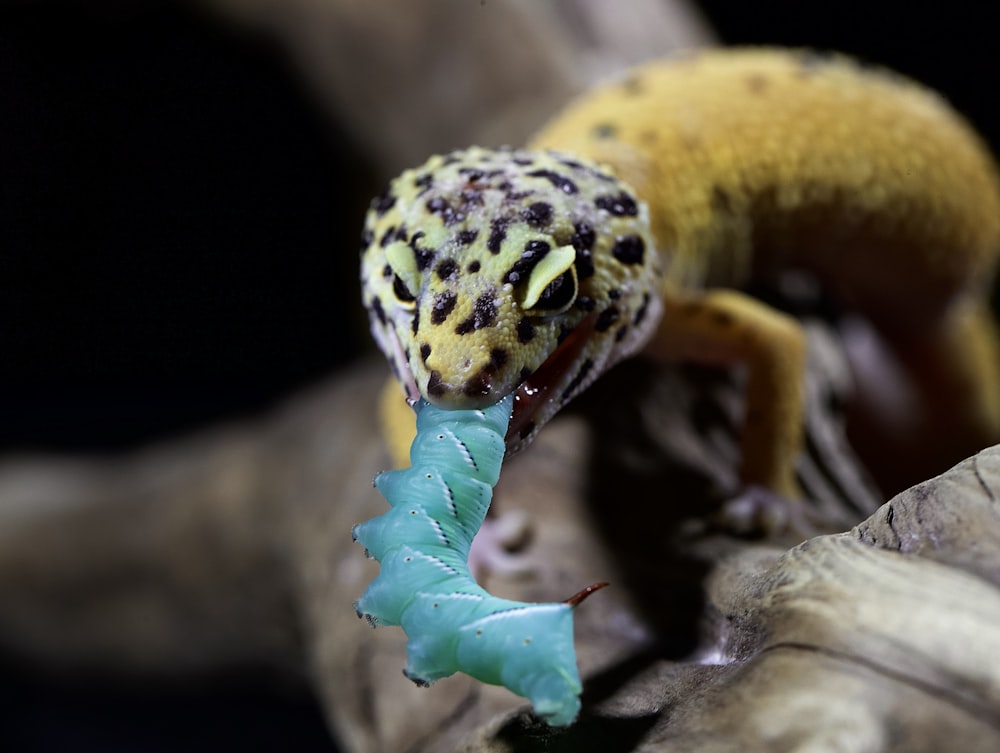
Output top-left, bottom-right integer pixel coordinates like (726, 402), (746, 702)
(353, 394), (590, 727)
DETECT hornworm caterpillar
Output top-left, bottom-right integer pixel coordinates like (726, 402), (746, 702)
(353, 394), (600, 727)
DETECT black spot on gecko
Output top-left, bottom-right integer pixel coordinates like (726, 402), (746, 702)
(711, 186), (734, 213)
(467, 260), (481, 273)
(380, 226), (397, 248)
(489, 348), (508, 369)
(608, 289), (621, 300)
(460, 189), (484, 208)
(526, 169), (578, 195)
(516, 317), (535, 344)
(560, 358), (594, 402)
(455, 293), (498, 334)
(395, 226), (409, 242)
(595, 192), (638, 217)
(435, 258), (458, 281)
(612, 234), (645, 265)
(381, 264), (392, 279)
(370, 297), (387, 326)
(426, 370), (446, 397)
(414, 173), (433, 195)
(458, 167), (485, 181)
(746, 73), (769, 94)
(592, 123), (618, 139)
(360, 228), (374, 251)
(487, 218), (509, 255)
(596, 306), (619, 332)
(462, 368), (492, 399)
(419, 343), (431, 362)
(512, 157), (534, 166)
(411, 307), (420, 335)
(572, 222), (596, 279)
(620, 75), (644, 96)
(575, 296), (596, 312)
(633, 293), (651, 326)
(372, 189), (396, 216)
(503, 240), (550, 286)
(431, 291), (458, 325)
(426, 197), (464, 226)
(410, 231), (436, 270)
(456, 229), (479, 246)
(615, 325), (629, 342)
(522, 201), (553, 228)
(556, 325), (572, 345)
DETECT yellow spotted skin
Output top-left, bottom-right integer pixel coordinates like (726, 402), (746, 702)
(362, 148), (664, 457)
(362, 47), (1000, 498)
(531, 48), (1000, 320)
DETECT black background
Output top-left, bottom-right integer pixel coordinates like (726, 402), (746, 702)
(2, 1), (997, 750)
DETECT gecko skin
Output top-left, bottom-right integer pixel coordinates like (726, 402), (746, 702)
(361, 47), (1000, 500)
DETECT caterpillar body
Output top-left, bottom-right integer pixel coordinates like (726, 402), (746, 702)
(353, 394), (590, 727)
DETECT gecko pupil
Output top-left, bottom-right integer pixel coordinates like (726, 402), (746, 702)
(533, 270), (576, 312)
(393, 274), (416, 303)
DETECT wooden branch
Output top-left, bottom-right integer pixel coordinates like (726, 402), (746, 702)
(4, 316), (998, 752)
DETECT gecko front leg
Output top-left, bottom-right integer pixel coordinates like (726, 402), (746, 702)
(646, 286), (807, 508)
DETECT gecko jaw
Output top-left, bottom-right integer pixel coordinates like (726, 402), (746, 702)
(386, 323), (421, 406)
(507, 312), (598, 452)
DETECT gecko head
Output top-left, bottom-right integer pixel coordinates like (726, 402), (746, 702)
(360, 147), (664, 453)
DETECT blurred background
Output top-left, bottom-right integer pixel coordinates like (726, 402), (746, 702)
(1, 0), (997, 750)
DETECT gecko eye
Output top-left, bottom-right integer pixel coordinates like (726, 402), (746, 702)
(521, 243), (578, 316)
(529, 269), (577, 314)
(385, 241), (419, 307)
(392, 274), (416, 304)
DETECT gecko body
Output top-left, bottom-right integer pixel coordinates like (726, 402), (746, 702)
(360, 47), (1000, 498)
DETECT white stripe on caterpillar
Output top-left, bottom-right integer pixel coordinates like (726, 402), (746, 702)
(353, 394), (601, 726)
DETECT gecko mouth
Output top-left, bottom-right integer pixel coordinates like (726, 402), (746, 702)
(506, 312), (598, 451)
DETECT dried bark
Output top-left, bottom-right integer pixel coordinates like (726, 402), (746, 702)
(3, 317), (999, 752)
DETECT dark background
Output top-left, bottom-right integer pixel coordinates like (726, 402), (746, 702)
(1, 1), (997, 750)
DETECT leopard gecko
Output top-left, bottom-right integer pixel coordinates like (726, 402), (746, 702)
(359, 47), (1000, 502)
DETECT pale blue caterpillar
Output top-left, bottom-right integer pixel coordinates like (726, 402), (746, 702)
(353, 393), (601, 727)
